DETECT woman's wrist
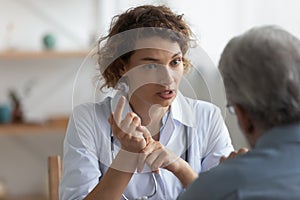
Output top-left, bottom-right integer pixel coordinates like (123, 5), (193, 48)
(166, 157), (185, 174)
(167, 158), (198, 188)
(110, 149), (139, 173)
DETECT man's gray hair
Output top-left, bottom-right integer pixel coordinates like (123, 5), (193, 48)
(219, 25), (300, 129)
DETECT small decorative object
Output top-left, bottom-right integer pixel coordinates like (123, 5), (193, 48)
(0, 104), (11, 124)
(9, 90), (23, 123)
(42, 33), (56, 50)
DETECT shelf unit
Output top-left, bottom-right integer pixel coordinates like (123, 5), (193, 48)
(0, 123), (67, 135)
(0, 117), (68, 135)
(4, 195), (47, 200)
(0, 50), (90, 59)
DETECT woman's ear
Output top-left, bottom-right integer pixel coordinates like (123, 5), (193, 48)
(118, 59), (128, 76)
(119, 66), (126, 76)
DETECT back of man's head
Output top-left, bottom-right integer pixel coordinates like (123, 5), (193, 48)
(219, 26), (300, 130)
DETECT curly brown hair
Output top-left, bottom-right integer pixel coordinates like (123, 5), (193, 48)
(97, 5), (193, 90)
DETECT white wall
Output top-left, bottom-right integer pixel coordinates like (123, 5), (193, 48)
(166, 0), (300, 148)
(0, 0), (100, 197)
(0, 0), (98, 51)
(1, 0), (300, 196)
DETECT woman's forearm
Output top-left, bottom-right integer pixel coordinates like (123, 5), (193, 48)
(84, 149), (138, 200)
(168, 158), (198, 188)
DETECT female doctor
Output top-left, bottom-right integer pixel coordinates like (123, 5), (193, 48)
(59, 5), (233, 200)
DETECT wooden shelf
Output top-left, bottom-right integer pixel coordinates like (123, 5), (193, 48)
(0, 120), (68, 135)
(4, 195), (47, 200)
(0, 50), (90, 59)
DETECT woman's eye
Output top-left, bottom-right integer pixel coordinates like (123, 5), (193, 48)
(143, 64), (158, 70)
(171, 58), (182, 66)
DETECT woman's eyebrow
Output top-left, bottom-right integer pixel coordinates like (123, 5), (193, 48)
(140, 57), (160, 62)
(140, 52), (182, 62)
(171, 52), (182, 58)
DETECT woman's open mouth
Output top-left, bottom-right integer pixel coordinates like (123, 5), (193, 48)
(157, 89), (176, 99)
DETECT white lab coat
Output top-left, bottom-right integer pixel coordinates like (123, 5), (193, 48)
(59, 91), (233, 200)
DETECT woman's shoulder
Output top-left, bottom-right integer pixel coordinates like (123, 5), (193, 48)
(72, 97), (112, 116)
(181, 95), (220, 113)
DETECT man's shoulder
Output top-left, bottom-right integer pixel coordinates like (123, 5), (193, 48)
(178, 161), (244, 200)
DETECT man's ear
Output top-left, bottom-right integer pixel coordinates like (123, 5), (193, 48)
(234, 104), (254, 134)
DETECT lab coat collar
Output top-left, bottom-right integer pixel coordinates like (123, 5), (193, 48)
(171, 91), (196, 128)
(111, 90), (195, 127)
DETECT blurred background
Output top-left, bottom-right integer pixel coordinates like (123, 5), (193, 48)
(1, 0), (300, 199)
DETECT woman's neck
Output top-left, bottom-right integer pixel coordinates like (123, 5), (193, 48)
(130, 102), (168, 140)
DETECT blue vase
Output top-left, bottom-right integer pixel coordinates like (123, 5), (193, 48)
(0, 104), (11, 124)
(43, 34), (56, 50)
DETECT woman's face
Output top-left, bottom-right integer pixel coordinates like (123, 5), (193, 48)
(122, 36), (184, 108)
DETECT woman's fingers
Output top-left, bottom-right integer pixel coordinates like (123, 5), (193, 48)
(136, 125), (152, 144)
(219, 156), (227, 163)
(137, 141), (162, 172)
(122, 112), (141, 135)
(114, 96), (126, 124)
(109, 112), (124, 139)
(108, 109), (147, 153)
(145, 148), (165, 172)
(219, 147), (249, 163)
(238, 147), (249, 154)
(143, 146), (179, 173)
(137, 141), (156, 172)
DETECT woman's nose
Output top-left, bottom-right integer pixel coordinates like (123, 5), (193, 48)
(158, 66), (174, 86)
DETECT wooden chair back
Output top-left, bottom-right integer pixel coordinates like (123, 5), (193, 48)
(48, 155), (62, 200)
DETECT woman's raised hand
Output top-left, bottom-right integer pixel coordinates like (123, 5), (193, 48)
(109, 96), (185, 176)
(109, 96), (152, 153)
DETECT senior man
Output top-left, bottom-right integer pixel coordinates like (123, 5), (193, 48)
(178, 26), (300, 199)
